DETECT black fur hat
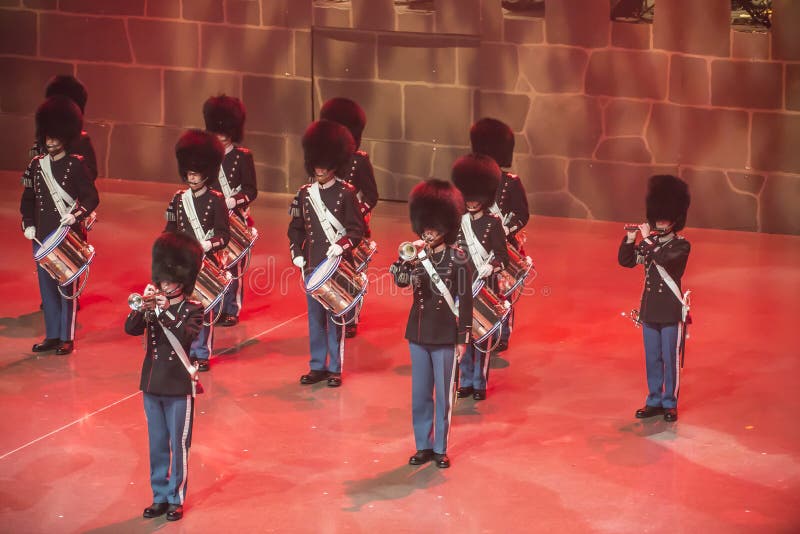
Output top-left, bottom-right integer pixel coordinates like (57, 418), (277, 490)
(409, 179), (465, 245)
(451, 153), (501, 206)
(646, 174), (691, 232)
(319, 97), (366, 149)
(203, 94), (246, 144)
(35, 95), (83, 150)
(302, 120), (356, 178)
(175, 129), (225, 182)
(152, 232), (204, 296)
(470, 117), (514, 168)
(45, 75), (88, 114)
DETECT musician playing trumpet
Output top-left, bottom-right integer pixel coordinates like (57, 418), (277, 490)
(125, 232), (204, 522)
(390, 179), (473, 469)
(618, 175), (691, 423)
(452, 154), (509, 401)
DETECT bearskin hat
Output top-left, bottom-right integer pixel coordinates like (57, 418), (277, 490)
(470, 117), (514, 168)
(45, 75), (88, 114)
(203, 94), (246, 144)
(451, 153), (501, 206)
(152, 232), (204, 296)
(302, 119), (356, 178)
(175, 129), (225, 182)
(409, 179), (465, 245)
(35, 95), (83, 150)
(319, 97), (366, 149)
(646, 174), (691, 232)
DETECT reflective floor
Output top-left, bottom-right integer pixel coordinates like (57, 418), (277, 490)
(1, 173), (798, 533)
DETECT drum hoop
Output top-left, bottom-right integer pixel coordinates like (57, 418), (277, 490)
(202, 274), (232, 314)
(226, 231), (259, 269)
(473, 306), (509, 344)
(501, 275), (526, 297)
(33, 226), (69, 261)
(332, 288), (367, 317)
(471, 279), (485, 297)
(305, 256), (341, 292)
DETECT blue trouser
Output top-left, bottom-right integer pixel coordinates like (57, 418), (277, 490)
(143, 393), (194, 505)
(642, 322), (680, 409)
(499, 305), (514, 345)
(222, 261), (245, 317)
(307, 294), (343, 373)
(409, 342), (457, 454)
(190, 304), (218, 361)
(459, 337), (490, 390)
(37, 261), (78, 341)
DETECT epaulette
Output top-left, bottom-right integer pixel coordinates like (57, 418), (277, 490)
(235, 146), (251, 155)
(173, 189), (186, 198)
(68, 153), (84, 162)
(451, 245), (468, 260)
(209, 189), (225, 199)
(505, 172), (520, 181)
(355, 150), (368, 157)
(339, 179), (357, 192)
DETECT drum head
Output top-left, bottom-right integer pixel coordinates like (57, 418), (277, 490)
(33, 226), (69, 261)
(305, 256), (341, 292)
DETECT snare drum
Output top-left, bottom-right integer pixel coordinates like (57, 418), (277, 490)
(191, 256), (233, 314)
(471, 279), (510, 344)
(496, 243), (533, 298)
(34, 226), (95, 286)
(351, 240), (377, 273)
(220, 213), (258, 269)
(305, 256), (368, 317)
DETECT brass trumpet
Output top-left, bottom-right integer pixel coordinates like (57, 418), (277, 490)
(398, 240), (427, 262)
(128, 292), (164, 311)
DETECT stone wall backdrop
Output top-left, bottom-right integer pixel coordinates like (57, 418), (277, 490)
(1, 0), (798, 234)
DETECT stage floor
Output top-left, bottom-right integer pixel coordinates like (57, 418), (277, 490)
(0, 173), (798, 533)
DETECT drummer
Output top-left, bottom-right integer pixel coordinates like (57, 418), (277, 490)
(165, 130), (229, 372)
(451, 154), (508, 401)
(20, 95), (99, 356)
(319, 97), (379, 339)
(389, 179), (473, 469)
(203, 94), (258, 328)
(470, 118), (530, 352)
(288, 120), (364, 388)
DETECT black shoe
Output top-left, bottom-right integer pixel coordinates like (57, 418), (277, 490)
(433, 453), (450, 468)
(495, 341), (509, 352)
(664, 408), (678, 422)
(165, 504), (183, 521)
(635, 405), (664, 419)
(472, 389), (486, 401)
(300, 369), (329, 385)
(219, 313), (239, 327)
(345, 324), (357, 338)
(408, 449), (433, 465)
(55, 340), (74, 355)
(196, 359), (210, 372)
(32, 338), (60, 352)
(142, 502), (169, 518)
(456, 386), (474, 398)
(327, 373), (342, 388)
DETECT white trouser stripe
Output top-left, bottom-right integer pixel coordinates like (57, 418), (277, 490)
(674, 322), (682, 399)
(66, 280), (78, 340)
(445, 347), (458, 447)
(338, 322), (345, 372)
(177, 395), (192, 504)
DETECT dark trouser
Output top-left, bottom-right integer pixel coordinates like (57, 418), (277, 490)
(306, 294), (343, 373)
(190, 304), (218, 361)
(499, 305), (514, 345)
(459, 336), (491, 390)
(222, 260), (245, 317)
(409, 342), (457, 454)
(37, 260), (77, 341)
(642, 322), (680, 409)
(143, 392), (194, 505)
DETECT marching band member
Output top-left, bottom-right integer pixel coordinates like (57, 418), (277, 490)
(319, 97), (379, 338)
(20, 95), (99, 356)
(288, 120), (364, 388)
(203, 94), (258, 327)
(125, 232), (205, 522)
(618, 175), (691, 423)
(165, 130), (228, 372)
(470, 118), (530, 352)
(389, 179), (472, 469)
(452, 154), (509, 401)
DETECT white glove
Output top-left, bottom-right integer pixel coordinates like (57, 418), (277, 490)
(60, 212), (76, 226)
(225, 197), (237, 210)
(23, 226), (36, 240)
(201, 240), (212, 252)
(502, 224), (510, 236)
(326, 243), (344, 258)
(478, 263), (494, 279)
(292, 256), (306, 269)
